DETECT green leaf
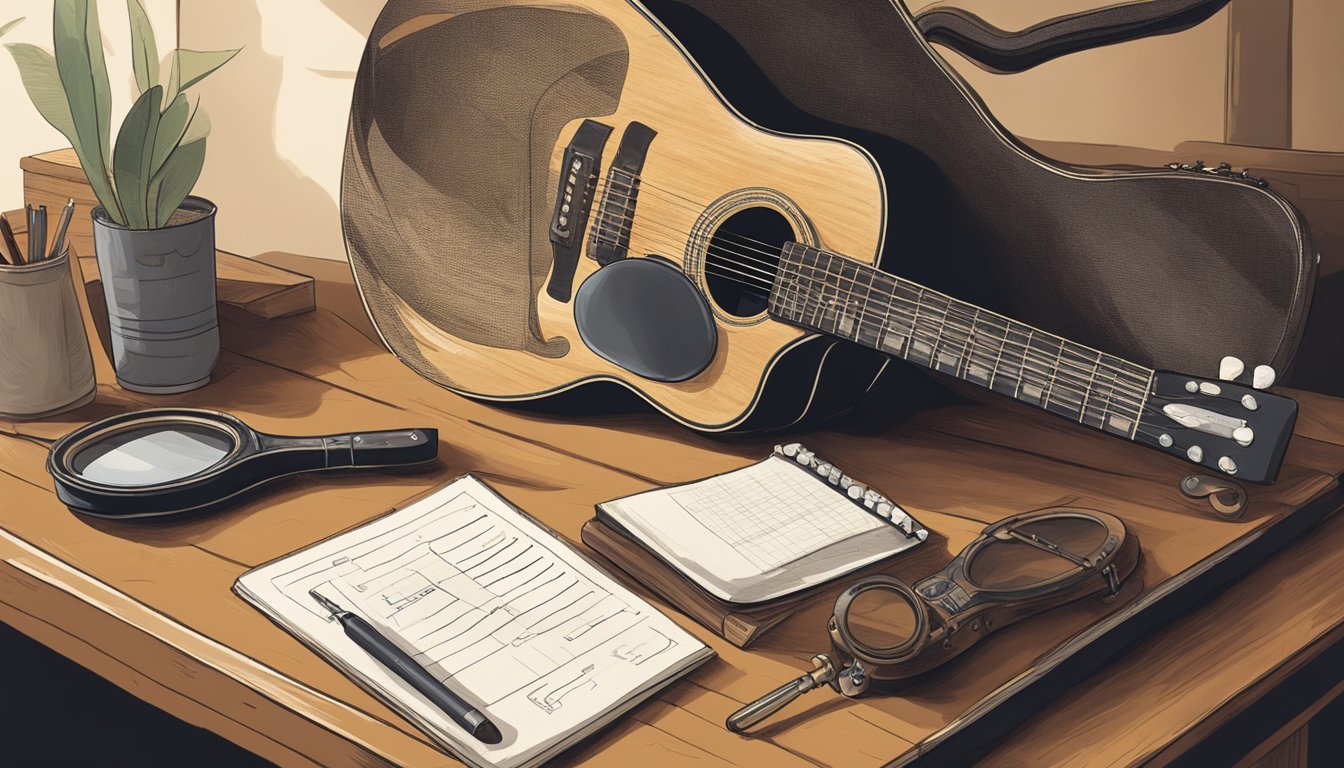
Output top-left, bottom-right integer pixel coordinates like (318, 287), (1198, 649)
(0, 18), (24, 39)
(53, 0), (122, 224)
(166, 47), (239, 101)
(148, 137), (206, 228)
(180, 103), (210, 145)
(126, 0), (158, 94)
(5, 43), (77, 141)
(112, 85), (162, 229)
(150, 93), (190, 175)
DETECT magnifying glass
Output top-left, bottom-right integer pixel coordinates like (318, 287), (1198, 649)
(48, 408), (439, 519)
(727, 508), (1139, 732)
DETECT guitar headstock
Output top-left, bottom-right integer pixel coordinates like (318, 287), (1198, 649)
(1138, 358), (1297, 484)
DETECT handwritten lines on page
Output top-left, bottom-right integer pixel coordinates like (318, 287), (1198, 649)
(239, 476), (710, 768)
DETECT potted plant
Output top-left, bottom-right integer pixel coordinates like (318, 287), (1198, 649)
(5, 1), (238, 393)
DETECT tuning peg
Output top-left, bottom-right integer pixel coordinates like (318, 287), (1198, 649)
(1219, 356), (1245, 382)
(1253, 365), (1276, 390)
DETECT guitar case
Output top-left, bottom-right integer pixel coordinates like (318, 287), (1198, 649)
(639, 0), (1316, 379)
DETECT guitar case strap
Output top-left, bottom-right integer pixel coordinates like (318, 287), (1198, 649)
(915, 0), (1231, 74)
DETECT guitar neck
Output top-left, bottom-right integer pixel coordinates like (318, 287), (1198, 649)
(768, 242), (1156, 441)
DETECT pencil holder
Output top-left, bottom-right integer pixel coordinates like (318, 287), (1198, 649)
(0, 246), (97, 419)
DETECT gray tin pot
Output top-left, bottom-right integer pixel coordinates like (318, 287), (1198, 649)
(91, 196), (220, 394)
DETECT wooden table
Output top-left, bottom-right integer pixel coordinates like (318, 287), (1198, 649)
(2, 253), (1343, 767)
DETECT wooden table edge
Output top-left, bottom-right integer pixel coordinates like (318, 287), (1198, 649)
(900, 478), (1344, 767)
(0, 528), (432, 768)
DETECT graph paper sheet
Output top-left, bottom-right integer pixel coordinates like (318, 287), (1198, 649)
(235, 475), (712, 768)
(598, 454), (924, 604)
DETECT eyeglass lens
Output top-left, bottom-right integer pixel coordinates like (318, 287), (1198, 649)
(844, 586), (921, 651)
(967, 517), (1107, 591)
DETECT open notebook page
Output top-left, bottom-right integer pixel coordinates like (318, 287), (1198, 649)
(235, 475), (712, 768)
(598, 454), (925, 604)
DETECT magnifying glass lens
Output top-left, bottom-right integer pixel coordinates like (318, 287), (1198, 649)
(968, 516), (1107, 591)
(71, 423), (235, 487)
(843, 585), (921, 652)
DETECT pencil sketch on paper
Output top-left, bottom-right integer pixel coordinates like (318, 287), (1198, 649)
(266, 487), (680, 715)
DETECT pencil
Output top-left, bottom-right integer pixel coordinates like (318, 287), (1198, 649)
(25, 205), (34, 264)
(49, 198), (75, 260)
(0, 214), (18, 266)
(35, 205), (47, 263)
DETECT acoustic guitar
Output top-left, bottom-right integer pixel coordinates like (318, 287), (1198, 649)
(341, 0), (1298, 483)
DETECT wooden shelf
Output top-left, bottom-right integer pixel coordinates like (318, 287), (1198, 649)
(18, 149), (315, 321)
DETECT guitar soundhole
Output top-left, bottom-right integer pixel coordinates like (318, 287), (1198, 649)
(703, 207), (793, 319)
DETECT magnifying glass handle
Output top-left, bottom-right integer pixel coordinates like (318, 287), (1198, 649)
(726, 654), (835, 733)
(333, 428), (439, 468)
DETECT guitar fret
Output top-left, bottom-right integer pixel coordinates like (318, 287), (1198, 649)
(768, 244), (1157, 444)
(962, 311), (1003, 387)
(955, 307), (979, 380)
(1078, 349), (1103, 426)
(854, 267), (881, 347)
(875, 273), (904, 355)
(1049, 341), (1093, 422)
(929, 295), (956, 374)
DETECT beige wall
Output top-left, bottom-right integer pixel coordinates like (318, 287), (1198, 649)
(7, 1), (1341, 262)
(178, 0), (378, 262)
(0, 0), (178, 210)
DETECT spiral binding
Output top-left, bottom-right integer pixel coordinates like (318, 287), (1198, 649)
(773, 442), (929, 542)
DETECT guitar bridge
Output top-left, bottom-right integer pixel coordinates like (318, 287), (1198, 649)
(546, 120), (612, 302)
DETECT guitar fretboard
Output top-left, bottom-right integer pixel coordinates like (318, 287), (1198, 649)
(768, 242), (1154, 440)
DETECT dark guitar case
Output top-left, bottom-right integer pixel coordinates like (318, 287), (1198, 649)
(642, 0), (1317, 380)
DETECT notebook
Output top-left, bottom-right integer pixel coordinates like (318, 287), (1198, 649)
(234, 475), (714, 768)
(595, 443), (929, 606)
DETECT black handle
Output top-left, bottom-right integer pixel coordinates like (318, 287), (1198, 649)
(915, 0), (1230, 74)
(322, 428), (439, 468)
(339, 611), (501, 743)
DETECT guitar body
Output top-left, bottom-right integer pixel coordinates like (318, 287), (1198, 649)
(343, 0), (1313, 432)
(345, 0), (889, 430)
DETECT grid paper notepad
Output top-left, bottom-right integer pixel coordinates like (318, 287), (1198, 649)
(597, 446), (928, 604)
(234, 475), (713, 768)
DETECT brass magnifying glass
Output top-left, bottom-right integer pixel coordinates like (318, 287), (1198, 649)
(728, 507), (1139, 732)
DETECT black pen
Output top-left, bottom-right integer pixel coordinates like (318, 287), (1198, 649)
(309, 590), (503, 744)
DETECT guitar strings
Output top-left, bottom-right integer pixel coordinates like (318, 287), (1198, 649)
(583, 175), (1157, 406)
(590, 176), (1160, 407)
(589, 222), (1156, 410)
(560, 172), (1237, 453)
(784, 269), (1166, 427)
(599, 192), (1226, 457)
(593, 179), (789, 268)
(588, 209), (1155, 406)
(780, 254), (1155, 409)
(775, 267), (1157, 415)
(596, 221), (1155, 416)
(592, 174), (805, 265)
(596, 232), (1186, 446)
